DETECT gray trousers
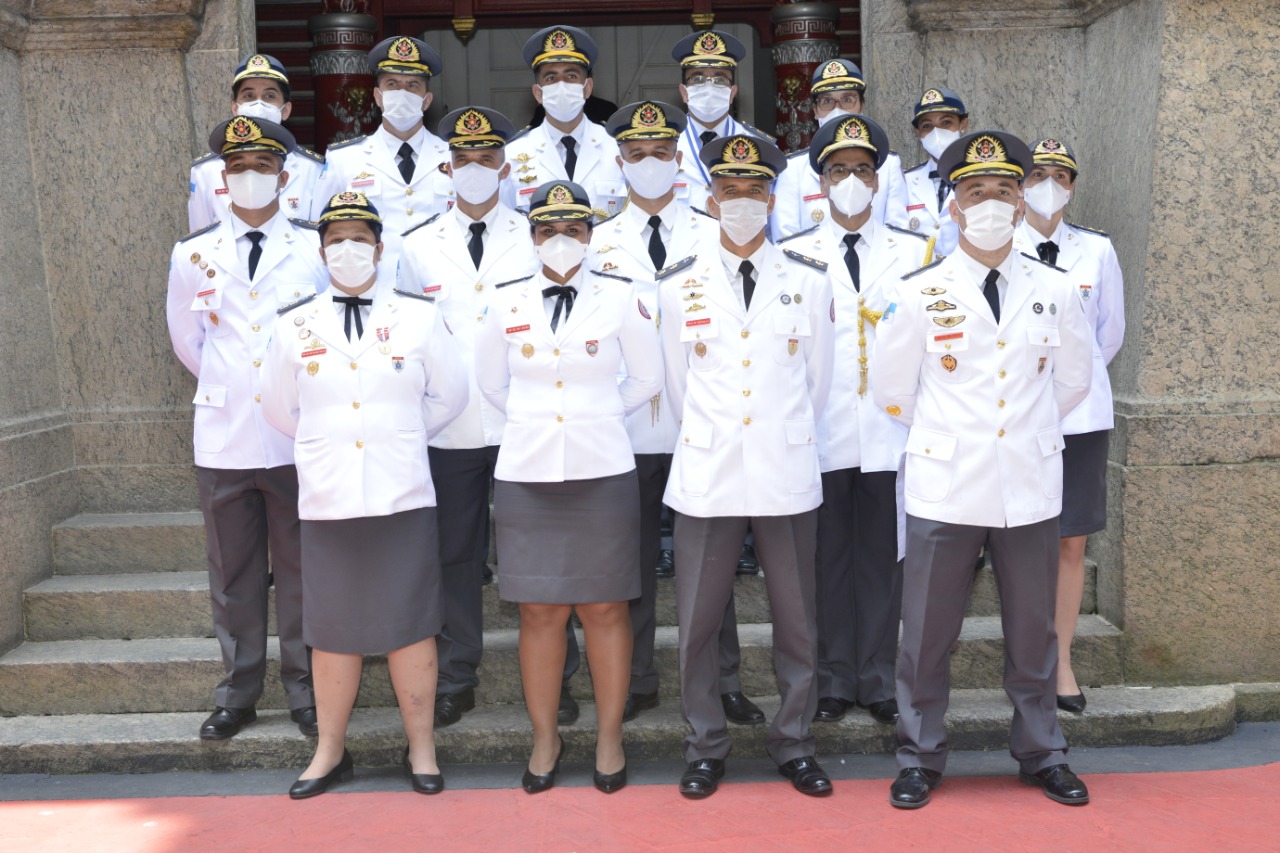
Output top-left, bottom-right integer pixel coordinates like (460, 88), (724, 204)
(896, 514), (1067, 774)
(815, 467), (901, 705)
(196, 465), (312, 710)
(675, 511), (819, 765)
(428, 445), (499, 695)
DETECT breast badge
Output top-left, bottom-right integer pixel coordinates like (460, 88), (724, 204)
(780, 294), (791, 305)
(209, 313), (219, 326)
(521, 343), (535, 358)
(788, 338), (799, 356)
(1049, 303), (1057, 314)
(1033, 302), (1044, 314)
(586, 340), (599, 356)
(932, 315), (966, 328)
(694, 342), (707, 358)
(393, 356), (405, 372)
(925, 300), (956, 312)
(920, 287), (946, 295)
(941, 354), (957, 372)
(306, 361), (319, 376)
(1038, 357), (1048, 374)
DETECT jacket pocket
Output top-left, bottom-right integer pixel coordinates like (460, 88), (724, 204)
(1037, 425), (1065, 499)
(192, 384), (228, 454)
(676, 419), (714, 496)
(784, 419), (820, 493)
(903, 426), (957, 503)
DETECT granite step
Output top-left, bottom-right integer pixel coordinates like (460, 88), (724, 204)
(0, 616), (1124, 716)
(0, 685), (1236, 775)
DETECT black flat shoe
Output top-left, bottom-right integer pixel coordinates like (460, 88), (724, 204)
(656, 549), (675, 578)
(199, 706), (256, 740)
(288, 750), (354, 800)
(736, 544), (759, 575)
(778, 756), (833, 797)
(558, 686), (580, 725)
(290, 706), (319, 737)
(814, 696), (854, 722)
(721, 691), (765, 725)
(679, 758), (725, 799)
(623, 691), (659, 722)
(889, 767), (941, 809)
(865, 699), (900, 724)
(1020, 763), (1089, 805)
(1057, 692), (1087, 713)
(402, 747), (444, 795)
(435, 687), (476, 728)
(522, 735), (564, 794)
(594, 763), (627, 794)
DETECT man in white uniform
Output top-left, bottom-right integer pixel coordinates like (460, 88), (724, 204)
(900, 87), (970, 257)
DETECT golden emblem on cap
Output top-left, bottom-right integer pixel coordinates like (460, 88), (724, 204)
(967, 134), (1005, 164)
(1037, 138), (1064, 154)
(725, 136), (760, 165)
(836, 117), (870, 143)
(547, 184), (575, 205)
(635, 102), (663, 129)
(391, 37), (420, 63)
(457, 109), (491, 136)
(334, 190), (366, 206)
(246, 55), (271, 72)
(693, 31), (727, 57)
(227, 116), (260, 145)
(545, 29), (575, 53)
(820, 60), (848, 80)
(921, 89), (945, 105)
(933, 315), (966, 328)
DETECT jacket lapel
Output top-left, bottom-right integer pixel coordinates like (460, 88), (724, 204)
(744, 245), (786, 325)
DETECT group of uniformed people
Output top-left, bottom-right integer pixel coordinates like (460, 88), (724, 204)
(168, 22), (1124, 809)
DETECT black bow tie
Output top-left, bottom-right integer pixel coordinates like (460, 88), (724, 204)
(542, 284), (577, 331)
(334, 295), (373, 341)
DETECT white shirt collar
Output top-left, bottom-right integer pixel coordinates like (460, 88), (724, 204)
(624, 197), (677, 233)
(230, 207), (283, 241)
(954, 244), (1016, 289)
(382, 124), (428, 158)
(452, 201), (501, 231)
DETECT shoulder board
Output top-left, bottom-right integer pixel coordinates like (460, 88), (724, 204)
(900, 258), (944, 280)
(786, 148), (811, 159)
(326, 135), (366, 151)
(191, 151), (218, 167)
(595, 210), (622, 227)
(288, 218), (319, 231)
(738, 122), (775, 142)
(591, 269), (632, 283)
(782, 248), (827, 271)
(178, 221), (219, 243)
(1021, 251), (1067, 273)
(293, 146), (325, 165)
(508, 125), (533, 143)
(401, 212), (442, 238)
(655, 255), (697, 280)
(885, 223), (929, 241)
(887, 149), (900, 159)
(690, 207), (715, 219)
(903, 161), (929, 174)
(1067, 221), (1110, 238)
(495, 275), (534, 289)
(276, 292), (317, 315)
(776, 224), (819, 244)
(394, 287), (434, 302)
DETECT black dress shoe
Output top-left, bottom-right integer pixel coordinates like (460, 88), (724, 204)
(622, 691), (659, 722)
(866, 699), (900, 724)
(594, 764), (627, 794)
(679, 758), (725, 798)
(814, 696), (854, 722)
(199, 706), (256, 740)
(521, 735), (564, 794)
(889, 767), (941, 809)
(736, 544), (759, 575)
(558, 686), (580, 725)
(721, 691), (765, 725)
(1020, 763), (1089, 805)
(291, 706), (319, 737)
(656, 549), (675, 578)
(1057, 692), (1087, 713)
(288, 750), (354, 800)
(778, 756), (833, 796)
(481, 566), (494, 585)
(435, 687), (476, 728)
(402, 747), (444, 795)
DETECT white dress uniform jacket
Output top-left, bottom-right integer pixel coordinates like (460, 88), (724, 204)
(475, 269), (664, 483)
(660, 243), (836, 517)
(769, 150), (910, 239)
(260, 284), (468, 520)
(167, 213), (326, 470)
(399, 203), (540, 449)
(781, 218), (928, 473)
(588, 201), (723, 454)
(504, 120), (626, 219)
(675, 115), (770, 211)
(871, 249), (1093, 528)
(902, 159), (958, 256)
(1013, 220), (1125, 435)
(187, 149), (325, 232)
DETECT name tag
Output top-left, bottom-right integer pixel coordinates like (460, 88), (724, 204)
(506, 324), (530, 334)
(906, 203), (926, 211)
(301, 348), (327, 357)
(196, 288), (216, 298)
(686, 318), (711, 327)
(424, 285), (442, 293)
(803, 192), (827, 202)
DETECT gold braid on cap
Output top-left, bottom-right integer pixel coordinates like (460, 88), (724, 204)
(1032, 139), (1078, 172)
(234, 54), (288, 85)
(451, 109), (505, 148)
(533, 29), (589, 67)
(709, 135), (775, 178)
(810, 59), (864, 93)
(529, 183), (593, 221)
(319, 191), (381, 223)
(949, 134), (1023, 182)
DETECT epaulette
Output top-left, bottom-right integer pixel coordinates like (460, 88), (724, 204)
(277, 292), (317, 315)
(191, 151), (218, 167)
(288, 218), (319, 231)
(495, 275), (534, 289)
(507, 125), (533, 143)
(401, 212), (442, 238)
(903, 161), (930, 174)
(293, 146), (325, 165)
(394, 287), (434, 302)
(900, 258), (944, 280)
(885, 223), (930, 240)
(690, 207), (715, 219)
(1067, 221), (1110, 238)
(738, 122), (775, 143)
(782, 248), (827, 272)
(326, 135), (366, 151)
(178, 221), (219, 243)
(786, 148), (811, 159)
(776, 224), (819, 244)
(655, 255), (696, 280)
(591, 269), (632, 283)
(1021, 251), (1067, 273)
(595, 210), (621, 227)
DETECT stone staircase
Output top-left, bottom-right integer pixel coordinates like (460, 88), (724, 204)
(0, 512), (1241, 774)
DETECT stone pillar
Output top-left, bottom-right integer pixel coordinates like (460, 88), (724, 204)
(770, 2), (839, 152)
(309, 2), (379, 151)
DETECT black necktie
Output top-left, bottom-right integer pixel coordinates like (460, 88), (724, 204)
(468, 221), (486, 268)
(334, 295), (373, 341)
(933, 173), (947, 212)
(397, 142), (415, 184)
(740, 260), (755, 309)
(647, 214), (667, 269)
(562, 137), (577, 179)
(1037, 240), (1060, 266)
(542, 284), (577, 331)
(983, 269), (1001, 324)
(843, 233), (861, 292)
(246, 231), (264, 280)
(700, 130), (717, 147)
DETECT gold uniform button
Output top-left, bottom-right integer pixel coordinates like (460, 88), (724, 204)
(743, 417), (752, 425)
(886, 405), (901, 416)
(998, 400), (1006, 408)
(204, 394), (211, 402)
(742, 389), (751, 397)
(350, 362), (358, 370)
(925, 448), (931, 455)
(997, 340), (1006, 349)
(1044, 336), (1050, 343)
(406, 188), (414, 196)
(352, 402), (360, 409)
(998, 370), (1007, 378)
(740, 330), (750, 339)
(294, 291), (301, 297)
(998, 429), (1006, 437)
(553, 348), (560, 356)
(252, 360), (261, 368)
(555, 380), (564, 388)
(251, 324), (260, 333)
(742, 359), (751, 367)
(254, 394), (261, 403)
(474, 283), (484, 292)
(249, 290), (258, 299)
(406, 208), (415, 216)
(684, 436), (690, 443)
(556, 415), (564, 423)
(355, 440), (364, 449)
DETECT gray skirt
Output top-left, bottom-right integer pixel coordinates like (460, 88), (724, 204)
(301, 507), (443, 655)
(494, 470), (641, 604)
(1060, 430), (1110, 538)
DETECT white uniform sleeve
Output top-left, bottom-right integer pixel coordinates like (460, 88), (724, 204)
(474, 302), (511, 413)
(1054, 284), (1095, 420)
(1096, 239), (1126, 365)
(165, 245), (204, 378)
(658, 282), (688, 424)
(878, 154), (911, 229)
(311, 157), (345, 222)
(805, 272), (836, 421)
(870, 280), (924, 427)
(260, 318), (301, 439)
(421, 307), (469, 438)
(187, 161), (221, 233)
(616, 288), (665, 414)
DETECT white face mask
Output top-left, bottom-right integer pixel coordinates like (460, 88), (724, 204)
(622, 156), (680, 200)
(920, 127), (961, 162)
(537, 233), (588, 277)
(324, 240), (378, 289)
(378, 89), (426, 132)
(225, 170), (281, 210)
(539, 82), (586, 124)
(957, 198), (1018, 251)
(451, 162), (503, 205)
(684, 82), (733, 125)
(815, 108), (854, 129)
(1023, 178), (1071, 218)
(828, 174), (875, 217)
(715, 197), (769, 246)
(235, 100), (284, 125)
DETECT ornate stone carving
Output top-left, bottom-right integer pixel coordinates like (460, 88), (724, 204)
(770, 2), (840, 152)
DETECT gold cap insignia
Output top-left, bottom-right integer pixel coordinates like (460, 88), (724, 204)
(319, 190), (381, 224)
(547, 29), (574, 52)
(726, 136), (759, 165)
(228, 117), (259, 144)
(948, 134), (1024, 182)
(820, 60), (847, 80)
(459, 109), (490, 135)
(694, 32), (726, 57)
(921, 89), (944, 105)
(246, 55), (271, 72)
(391, 37), (419, 63)
(548, 184), (574, 205)
(968, 134), (1005, 164)
(1033, 138), (1078, 171)
(636, 102), (663, 129)
(615, 101), (679, 141)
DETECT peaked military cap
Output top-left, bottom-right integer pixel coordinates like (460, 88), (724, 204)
(439, 107), (516, 149)
(528, 180), (594, 223)
(233, 54), (289, 88)
(809, 113), (889, 173)
(912, 86), (968, 125)
(700, 133), (787, 180)
(810, 58), (865, 95)
(606, 101), (686, 141)
(318, 191), (382, 225)
(937, 130), (1033, 186)
(524, 26), (597, 70)
(1031, 137), (1079, 174)
(368, 36), (442, 77)
(209, 116), (295, 159)
(671, 30), (746, 69)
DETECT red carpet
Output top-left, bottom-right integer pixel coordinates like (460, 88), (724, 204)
(3, 765), (1277, 852)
